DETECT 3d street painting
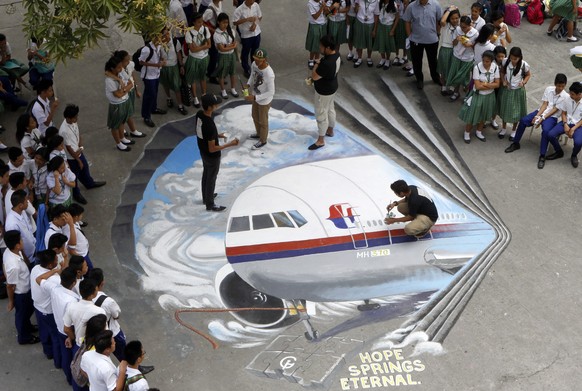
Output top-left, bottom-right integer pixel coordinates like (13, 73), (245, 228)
(113, 80), (510, 389)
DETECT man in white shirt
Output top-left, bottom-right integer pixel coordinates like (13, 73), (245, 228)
(31, 79), (59, 136)
(122, 341), (151, 391)
(44, 204), (76, 251)
(63, 279), (105, 352)
(3, 230), (39, 344)
(233, 0), (262, 77)
(7, 147), (33, 180)
(5, 190), (36, 263)
(80, 330), (128, 391)
(48, 267), (79, 386)
(244, 48), (275, 150)
(139, 36), (167, 128)
(68, 204), (92, 268)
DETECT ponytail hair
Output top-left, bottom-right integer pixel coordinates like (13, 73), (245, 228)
(503, 46), (523, 77)
(216, 13), (235, 42)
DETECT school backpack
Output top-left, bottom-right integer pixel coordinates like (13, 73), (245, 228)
(124, 374), (146, 391)
(132, 44), (154, 73)
(71, 342), (89, 387)
(555, 18), (569, 40)
(479, 0), (492, 21)
(526, 0), (544, 24)
(504, 3), (521, 27)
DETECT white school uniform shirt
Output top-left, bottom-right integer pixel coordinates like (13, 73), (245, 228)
(452, 26), (478, 62)
(473, 62), (499, 96)
(93, 291), (122, 336)
(63, 299), (106, 346)
(347, 1), (357, 16)
(473, 41), (495, 64)
(214, 28), (236, 54)
(50, 285), (79, 335)
(32, 163), (48, 199)
(186, 26), (211, 59)
(440, 23), (456, 48)
(470, 15), (485, 31)
(5, 210), (36, 261)
(120, 61), (136, 93)
(5, 189), (37, 233)
(492, 23), (509, 46)
(328, 0), (348, 22)
(46, 168), (76, 205)
(540, 86), (569, 119)
(559, 97), (582, 125)
(80, 351), (117, 391)
(308, 0), (327, 24)
(396, 0), (405, 17)
(233, 1), (262, 38)
(30, 265), (60, 313)
(139, 43), (162, 80)
(379, 6), (397, 26)
(31, 96), (52, 136)
(8, 159), (33, 180)
(163, 38), (181, 67)
(248, 62), (275, 105)
(3, 249), (30, 294)
(120, 367), (149, 391)
(355, 0), (380, 24)
(72, 222), (89, 257)
(502, 59), (530, 90)
(203, 2), (222, 28)
(44, 221), (71, 249)
(59, 120), (81, 160)
(105, 77), (128, 104)
(20, 128), (42, 158)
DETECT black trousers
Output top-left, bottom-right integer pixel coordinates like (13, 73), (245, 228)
(410, 41), (440, 84)
(201, 154), (220, 208)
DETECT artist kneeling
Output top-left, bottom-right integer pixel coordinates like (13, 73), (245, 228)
(384, 179), (439, 237)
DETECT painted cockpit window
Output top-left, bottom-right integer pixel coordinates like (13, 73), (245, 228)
(229, 216), (250, 232)
(272, 212), (294, 228)
(252, 214), (275, 230)
(288, 210), (307, 227)
(228, 210), (307, 233)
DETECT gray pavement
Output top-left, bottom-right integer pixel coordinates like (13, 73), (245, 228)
(1, 1), (581, 390)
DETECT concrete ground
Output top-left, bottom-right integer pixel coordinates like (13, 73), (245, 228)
(1, 1), (581, 390)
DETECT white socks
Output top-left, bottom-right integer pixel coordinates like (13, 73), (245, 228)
(476, 130), (484, 138)
(464, 132), (471, 141)
(117, 142), (128, 150)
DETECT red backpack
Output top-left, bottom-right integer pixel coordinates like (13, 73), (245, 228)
(527, 0), (544, 25)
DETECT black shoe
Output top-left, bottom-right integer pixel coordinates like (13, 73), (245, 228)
(504, 143), (520, 153)
(117, 145), (132, 152)
(178, 106), (188, 115)
(20, 336), (41, 345)
(416, 80), (424, 90)
(206, 205), (227, 212)
(88, 181), (106, 189)
(80, 221), (88, 228)
(571, 155), (579, 168)
(476, 134), (486, 142)
(546, 150), (564, 160)
(152, 108), (167, 115)
(73, 194), (87, 205)
(144, 118), (156, 128)
(130, 131), (147, 138)
(122, 139), (136, 145)
(138, 365), (155, 375)
(537, 156), (546, 169)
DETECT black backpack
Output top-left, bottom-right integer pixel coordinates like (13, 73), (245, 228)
(132, 44), (155, 72)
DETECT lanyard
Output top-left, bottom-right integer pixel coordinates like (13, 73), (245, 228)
(572, 100), (580, 118)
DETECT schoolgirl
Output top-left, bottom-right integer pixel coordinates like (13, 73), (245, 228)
(490, 11), (512, 47)
(327, 0), (350, 54)
(160, 29), (188, 114)
(46, 155), (76, 208)
(473, 24), (496, 67)
(437, 6), (460, 95)
(392, 0), (408, 66)
(446, 16), (479, 101)
(353, 0), (380, 68)
(373, 0), (399, 69)
(490, 45), (506, 129)
(213, 12), (240, 99)
(469, 2), (486, 31)
(104, 56), (133, 152)
(306, 0), (329, 69)
(459, 50), (500, 143)
(498, 46), (531, 139)
(346, 1), (358, 60)
(185, 12), (212, 108)
(16, 113), (41, 159)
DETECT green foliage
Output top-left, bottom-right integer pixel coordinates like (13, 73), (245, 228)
(22, 0), (168, 63)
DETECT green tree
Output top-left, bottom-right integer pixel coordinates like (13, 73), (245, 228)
(22, 0), (169, 63)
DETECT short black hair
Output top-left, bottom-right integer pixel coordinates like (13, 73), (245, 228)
(37, 249), (57, 268)
(8, 172), (25, 189)
(125, 340), (144, 365)
(60, 267), (77, 288)
(493, 45), (507, 56)
(8, 147), (23, 162)
(85, 314), (108, 349)
(0, 33), (6, 41)
(0, 165), (10, 178)
(47, 155), (65, 172)
(4, 230), (21, 250)
(94, 330), (114, 354)
(68, 203), (85, 217)
(86, 268), (104, 286)
(10, 189), (27, 208)
(44, 126), (59, 142)
(320, 34), (336, 51)
(555, 73), (567, 85)
(390, 179), (409, 194)
(63, 104), (79, 119)
(36, 79), (54, 95)
(68, 255), (86, 275)
(49, 204), (67, 221)
(79, 278), (97, 299)
(34, 147), (48, 160)
(471, 2), (483, 10)
(570, 82), (582, 95)
(482, 50), (495, 62)
(491, 10), (504, 22)
(48, 233), (68, 251)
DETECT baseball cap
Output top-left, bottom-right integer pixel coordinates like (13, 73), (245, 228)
(201, 93), (223, 109)
(253, 48), (268, 59)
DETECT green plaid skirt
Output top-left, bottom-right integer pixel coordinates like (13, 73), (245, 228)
(107, 100), (131, 130)
(571, 55), (582, 69)
(437, 47), (454, 81)
(458, 91), (497, 125)
(499, 87), (527, 123)
(185, 55), (209, 84)
(353, 19), (374, 49)
(127, 88), (136, 116)
(393, 21), (407, 50)
(446, 57), (474, 87)
(328, 19), (348, 45)
(347, 15), (356, 42)
(160, 64), (181, 91)
(550, 0), (577, 20)
(305, 23), (327, 52)
(373, 23), (396, 53)
(213, 52), (236, 78)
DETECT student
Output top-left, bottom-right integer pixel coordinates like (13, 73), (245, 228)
(48, 233), (71, 270)
(139, 32), (167, 128)
(374, 0), (399, 70)
(459, 50), (500, 143)
(327, 0), (350, 55)
(546, 0), (578, 41)
(505, 73), (569, 153)
(346, 0), (358, 61)
(44, 204), (76, 251)
(31, 147), (48, 206)
(498, 46), (531, 139)
(5, 191), (37, 263)
(196, 94), (239, 212)
(2, 230), (39, 344)
(0, 75), (27, 111)
(490, 45), (507, 130)
(46, 156), (76, 207)
(233, 0), (263, 78)
(437, 6), (460, 95)
(68, 204), (93, 269)
(473, 24), (496, 72)
(104, 56), (133, 151)
(202, 0), (223, 84)
(446, 16), (478, 101)
(391, 0), (409, 66)
(68, 255), (89, 297)
(123, 341), (151, 391)
(31, 79), (59, 137)
(160, 30), (188, 115)
(27, 36), (55, 88)
(7, 147), (33, 180)
(245, 48), (275, 149)
(185, 12), (212, 108)
(384, 180), (438, 237)
(80, 330), (128, 391)
(112, 50), (147, 139)
(0, 33), (30, 88)
(352, 0), (380, 68)
(16, 113), (42, 159)
(214, 13), (240, 99)
(306, 0), (329, 70)
(538, 81), (582, 169)
(490, 11), (512, 47)
(469, 2), (486, 31)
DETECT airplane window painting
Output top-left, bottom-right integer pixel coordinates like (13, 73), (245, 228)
(272, 212), (294, 228)
(288, 210), (307, 227)
(252, 214), (275, 230)
(228, 216), (250, 233)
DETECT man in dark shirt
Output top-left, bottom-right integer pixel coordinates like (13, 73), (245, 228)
(384, 179), (439, 237)
(195, 94), (239, 212)
(308, 34), (341, 150)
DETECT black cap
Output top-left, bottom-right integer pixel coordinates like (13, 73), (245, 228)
(201, 93), (223, 109)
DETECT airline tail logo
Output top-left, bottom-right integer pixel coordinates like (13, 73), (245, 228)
(327, 203), (357, 229)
